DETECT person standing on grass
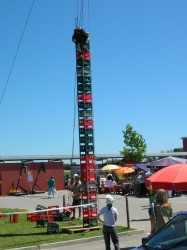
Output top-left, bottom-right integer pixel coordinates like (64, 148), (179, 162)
(97, 194), (120, 250)
(48, 176), (55, 198)
(71, 174), (82, 219)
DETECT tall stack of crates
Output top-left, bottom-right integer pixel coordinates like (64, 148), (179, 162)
(72, 28), (98, 227)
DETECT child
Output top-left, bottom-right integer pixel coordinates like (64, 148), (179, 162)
(97, 194), (120, 250)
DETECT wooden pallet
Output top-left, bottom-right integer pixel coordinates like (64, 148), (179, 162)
(61, 225), (101, 234)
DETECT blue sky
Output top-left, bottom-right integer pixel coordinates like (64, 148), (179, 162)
(0, 0), (187, 156)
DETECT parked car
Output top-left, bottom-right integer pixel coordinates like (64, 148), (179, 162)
(131, 211), (187, 250)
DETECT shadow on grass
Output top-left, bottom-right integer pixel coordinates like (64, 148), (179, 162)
(0, 232), (47, 237)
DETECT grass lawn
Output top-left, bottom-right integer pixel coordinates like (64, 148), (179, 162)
(0, 208), (132, 249)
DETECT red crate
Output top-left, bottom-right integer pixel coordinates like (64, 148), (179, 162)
(78, 94), (92, 103)
(83, 209), (97, 219)
(80, 155), (95, 163)
(82, 191), (97, 201)
(80, 166), (96, 175)
(39, 214), (54, 222)
(80, 162), (95, 169)
(80, 169), (96, 177)
(0, 213), (7, 219)
(79, 120), (93, 129)
(27, 213), (39, 222)
(82, 50), (90, 60)
(76, 51), (90, 61)
(81, 183), (97, 192)
(27, 213), (54, 222)
(47, 206), (59, 215)
(81, 172), (96, 183)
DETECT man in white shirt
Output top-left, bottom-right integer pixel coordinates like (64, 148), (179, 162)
(97, 194), (120, 250)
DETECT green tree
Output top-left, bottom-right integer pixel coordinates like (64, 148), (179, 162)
(173, 148), (183, 152)
(160, 148), (183, 153)
(120, 124), (147, 162)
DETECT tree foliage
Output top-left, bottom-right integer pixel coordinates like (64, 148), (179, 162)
(120, 124), (147, 162)
(173, 148), (183, 152)
(160, 148), (183, 153)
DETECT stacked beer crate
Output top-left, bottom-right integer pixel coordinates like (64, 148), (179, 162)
(72, 28), (98, 227)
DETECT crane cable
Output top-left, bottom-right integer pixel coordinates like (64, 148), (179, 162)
(79, 0), (84, 27)
(78, 0), (91, 32)
(75, 0), (91, 30)
(87, 0), (91, 34)
(0, 0), (36, 106)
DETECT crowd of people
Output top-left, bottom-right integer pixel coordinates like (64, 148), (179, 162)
(49, 173), (174, 250)
(97, 170), (154, 197)
(64, 168), (155, 197)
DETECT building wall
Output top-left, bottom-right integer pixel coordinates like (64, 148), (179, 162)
(0, 162), (64, 196)
(182, 137), (187, 152)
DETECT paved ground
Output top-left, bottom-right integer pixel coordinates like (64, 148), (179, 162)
(1, 190), (187, 249)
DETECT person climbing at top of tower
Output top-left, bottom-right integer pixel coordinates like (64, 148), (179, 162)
(72, 28), (89, 45)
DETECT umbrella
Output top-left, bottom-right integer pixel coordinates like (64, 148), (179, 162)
(115, 167), (135, 175)
(134, 163), (149, 172)
(147, 156), (186, 168)
(101, 164), (120, 171)
(124, 164), (138, 170)
(146, 163), (187, 191)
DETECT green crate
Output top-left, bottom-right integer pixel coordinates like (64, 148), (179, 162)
(36, 219), (48, 227)
(77, 60), (91, 67)
(80, 136), (94, 143)
(53, 213), (64, 221)
(35, 204), (47, 214)
(79, 128), (94, 136)
(47, 222), (59, 234)
(83, 218), (98, 227)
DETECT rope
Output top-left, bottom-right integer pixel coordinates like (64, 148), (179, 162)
(0, 0), (36, 106)
(0, 196), (125, 216)
(79, 0), (84, 27)
(88, 0), (91, 34)
(75, 0), (86, 28)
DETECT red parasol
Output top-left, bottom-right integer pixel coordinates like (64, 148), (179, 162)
(146, 163), (187, 191)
